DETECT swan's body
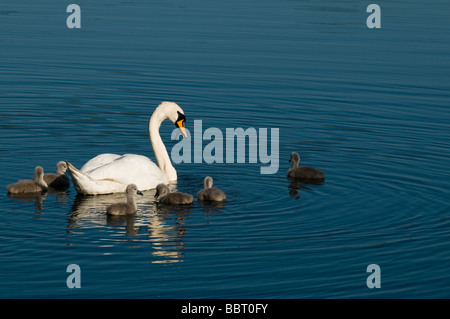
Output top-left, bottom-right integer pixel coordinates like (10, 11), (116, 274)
(44, 161), (70, 190)
(67, 102), (187, 195)
(197, 176), (226, 202)
(106, 184), (143, 215)
(7, 166), (48, 194)
(287, 152), (325, 180)
(67, 155), (167, 195)
(155, 183), (193, 205)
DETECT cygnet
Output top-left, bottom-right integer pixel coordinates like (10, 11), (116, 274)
(44, 161), (70, 190)
(154, 183), (193, 205)
(106, 184), (143, 215)
(7, 166), (48, 194)
(287, 152), (325, 180)
(197, 176), (226, 202)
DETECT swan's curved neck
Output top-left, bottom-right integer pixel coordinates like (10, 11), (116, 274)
(149, 107), (177, 181)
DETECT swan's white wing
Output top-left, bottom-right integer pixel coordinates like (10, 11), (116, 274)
(83, 154), (168, 191)
(67, 161), (127, 195)
(81, 153), (122, 172)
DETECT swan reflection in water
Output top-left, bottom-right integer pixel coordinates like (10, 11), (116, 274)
(150, 203), (193, 263)
(68, 185), (192, 264)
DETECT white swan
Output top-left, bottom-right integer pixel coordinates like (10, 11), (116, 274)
(67, 101), (187, 195)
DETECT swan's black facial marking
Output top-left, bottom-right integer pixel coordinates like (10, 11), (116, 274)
(175, 111), (186, 128)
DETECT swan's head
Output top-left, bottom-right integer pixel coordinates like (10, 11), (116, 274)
(126, 184), (144, 196)
(158, 101), (187, 138)
(154, 183), (170, 200)
(174, 111), (187, 138)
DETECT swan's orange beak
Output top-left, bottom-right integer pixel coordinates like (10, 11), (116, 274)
(177, 120), (187, 138)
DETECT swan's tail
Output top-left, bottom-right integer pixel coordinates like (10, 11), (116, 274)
(66, 161), (93, 194)
(66, 161), (127, 195)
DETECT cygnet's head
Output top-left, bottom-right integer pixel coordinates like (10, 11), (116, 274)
(126, 183), (143, 196)
(33, 166), (48, 189)
(33, 166), (45, 181)
(56, 161), (68, 175)
(154, 183), (170, 199)
(289, 152), (300, 164)
(204, 176), (214, 189)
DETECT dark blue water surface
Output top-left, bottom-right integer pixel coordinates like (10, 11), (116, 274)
(0, 0), (449, 298)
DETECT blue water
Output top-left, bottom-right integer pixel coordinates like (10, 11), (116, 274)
(0, 0), (449, 298)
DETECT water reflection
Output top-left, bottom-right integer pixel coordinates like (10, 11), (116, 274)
(147, 212), (186, 263)
(287, 178), (320, 199)
(106, 214), (140, 237)
(67, 190), (158, 233)
(67, 189), (198, 264)
(199, 201), (226, 217)
(149, 203), (194, 263)
(6, 182), (223, 264)
(7, 190), (69, 212)
(69, 191), (152, 221)
(7, 192), (47, 211)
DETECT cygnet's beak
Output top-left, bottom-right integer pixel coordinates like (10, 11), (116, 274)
(154, 190), (159, 199)
(137, 190), (144, 196)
